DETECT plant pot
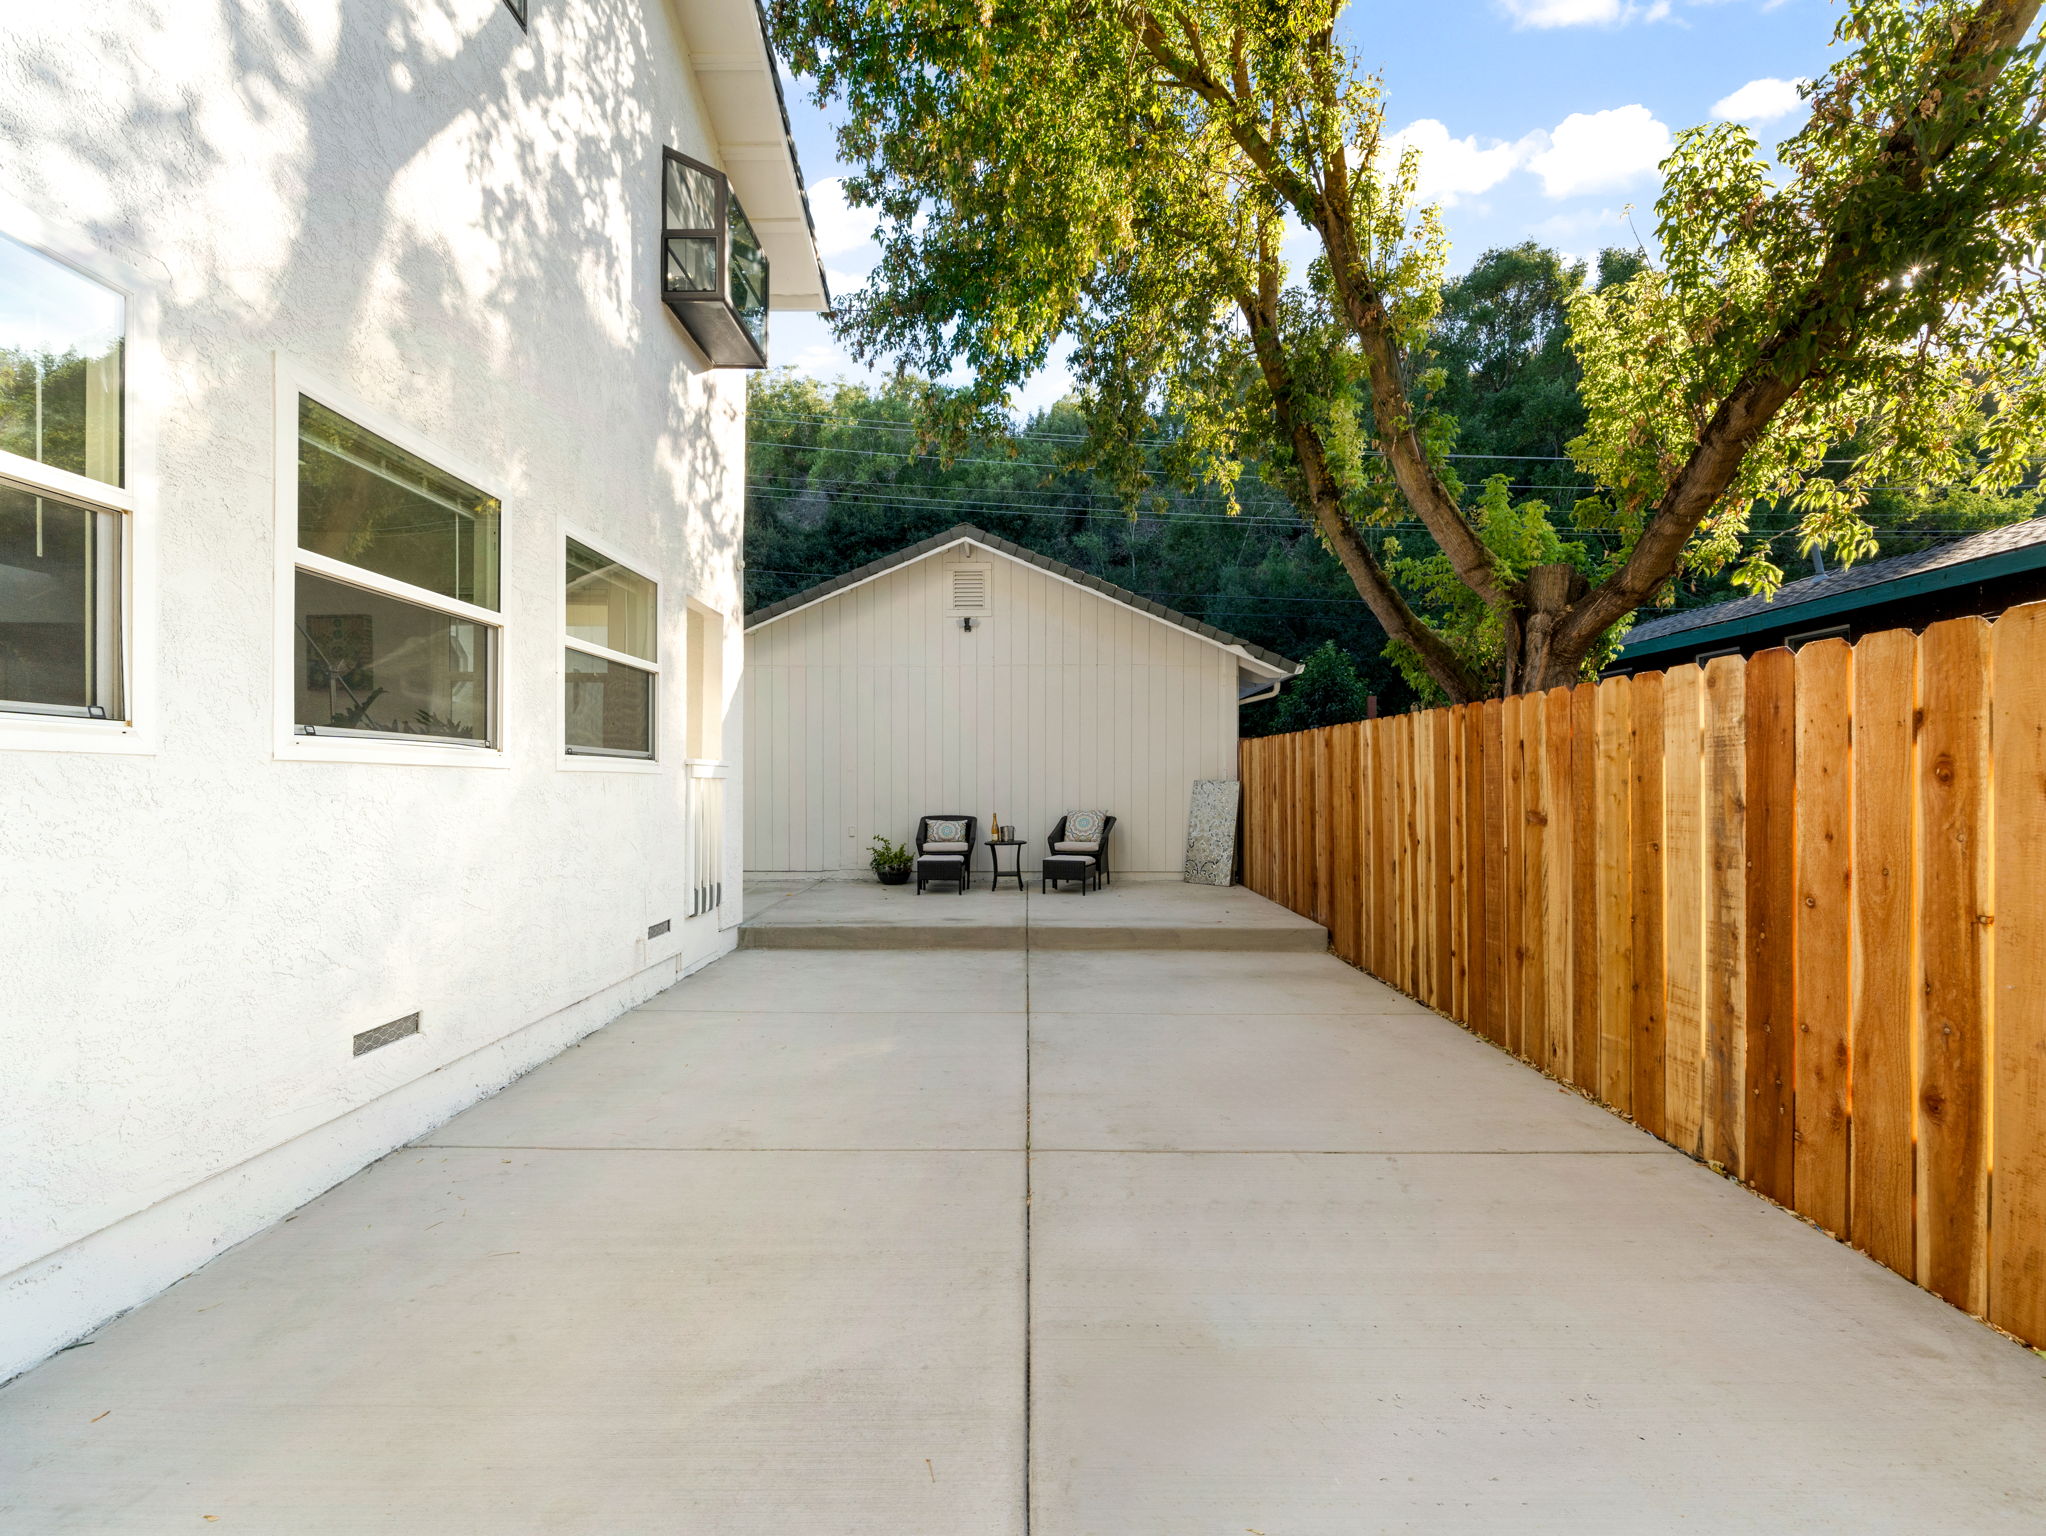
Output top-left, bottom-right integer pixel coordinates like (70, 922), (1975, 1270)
(875, 867), (911, 885)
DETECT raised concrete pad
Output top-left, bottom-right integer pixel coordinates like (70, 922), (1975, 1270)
(738, 873), (1328, 952)
(423, 1009), (1025, 1152)
(1026, 947), (1428, 1016)
(635, 947), (1028, 1012)
(0, 1147), (1025, 1536)
(1030, 1149), (2046, 1534)
(1031, 1010), (1652, 1152)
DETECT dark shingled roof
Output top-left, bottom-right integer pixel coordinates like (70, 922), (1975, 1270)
(745, 523), (1300, 675)
(1621, 516), (2046, 656)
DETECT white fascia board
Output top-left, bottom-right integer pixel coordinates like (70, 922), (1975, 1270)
(669, 0), (828, 310)
(749, 537), (1301, 676)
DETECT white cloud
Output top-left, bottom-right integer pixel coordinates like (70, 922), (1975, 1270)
(1711, 77), (1807, 123)
(1385, 119), (1537, 206)
(1499, 0), (1668, 27)
(806, 176), (879, 259)
(1524, 105), (1673, 197)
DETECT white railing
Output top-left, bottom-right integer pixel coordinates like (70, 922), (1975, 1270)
(689, 768), (724, 919)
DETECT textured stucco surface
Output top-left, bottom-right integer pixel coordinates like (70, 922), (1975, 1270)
(0, 0), (753, 1377)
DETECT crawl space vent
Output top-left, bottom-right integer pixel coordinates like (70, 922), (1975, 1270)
(353, 1013), (420, 1056)
(948, 564), (990, 614)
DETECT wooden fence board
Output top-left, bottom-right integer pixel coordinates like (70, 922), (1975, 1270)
(1570, 682), (1601, 1094)
(1544, 687), (1576, 1081)
(1850, 626), (1916, 1276)
(1703, 655), (1748, 1176)
(1992, 601), (2046, 1343)
(1794, 639), (1853, 1235)
(1434, 709), (1455, 1011)
(1630, 669), (1668, 1139)
(1918, 617), (1992, 1315)
(1663, 665), (1706, 1156)
(1523, 693), (1550, 1070)
(1463, 705), (1486, 1029)
(1482, 700), (1507, 1043)
(1596, 677), (1634, 1113)
(1745, 646), (1797, 1205)
(1503, 695), (1527, 1056)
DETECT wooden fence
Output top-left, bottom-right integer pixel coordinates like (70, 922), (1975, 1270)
(1239, 604), (2046, 1350)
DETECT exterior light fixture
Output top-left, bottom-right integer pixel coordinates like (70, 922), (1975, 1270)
(661, 148), (769, 369)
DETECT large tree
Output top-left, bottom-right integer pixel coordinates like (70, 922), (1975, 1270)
(771, 0), (2046, 699)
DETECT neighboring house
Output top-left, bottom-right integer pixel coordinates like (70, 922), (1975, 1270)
(1615, 517), (2046, 671)
(0, 0), (824, 1379)
(743, 524), (1299, 874)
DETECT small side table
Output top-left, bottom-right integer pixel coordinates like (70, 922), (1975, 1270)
(985, 839), (1026, 892)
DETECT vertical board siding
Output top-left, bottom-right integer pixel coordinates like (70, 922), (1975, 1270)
(1240, 600), (2046, 1351)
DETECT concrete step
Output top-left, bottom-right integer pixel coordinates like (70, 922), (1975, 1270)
(738, 874), (1330, 952)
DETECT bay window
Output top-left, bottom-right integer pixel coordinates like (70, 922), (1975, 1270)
(661, 149), (769, 369)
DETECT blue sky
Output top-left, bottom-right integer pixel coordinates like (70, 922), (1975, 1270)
(770, 0), (1846, 412)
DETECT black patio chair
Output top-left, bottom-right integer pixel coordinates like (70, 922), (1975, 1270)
(914, 814), (978, 893)
(1045, 812), (1116, 887)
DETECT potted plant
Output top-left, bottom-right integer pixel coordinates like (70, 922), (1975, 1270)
(869, 835), (913, 885)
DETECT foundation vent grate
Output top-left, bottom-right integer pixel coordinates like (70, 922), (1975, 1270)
(353, 1013), (421, 1057)
(647, 919), (672, 939)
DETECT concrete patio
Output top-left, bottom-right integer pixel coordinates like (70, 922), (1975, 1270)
(5, 886), (2046, 1532)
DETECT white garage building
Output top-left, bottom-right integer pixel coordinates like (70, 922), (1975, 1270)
(744, 525), (1298, 876)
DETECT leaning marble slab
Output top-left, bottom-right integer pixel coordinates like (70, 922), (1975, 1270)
(1183, 778), (1240, 886)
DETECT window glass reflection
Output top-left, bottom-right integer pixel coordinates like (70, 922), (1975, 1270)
(294, 569), (490, 742)
(0, 234), (124, 488)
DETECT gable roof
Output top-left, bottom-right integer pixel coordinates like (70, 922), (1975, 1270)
(1620, 516), (2046, 659)
(745, 524), (1301, 677)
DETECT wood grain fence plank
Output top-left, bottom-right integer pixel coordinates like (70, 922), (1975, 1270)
(1631, 670), (1668, 1138)
(1464, 705), (1486, 1029)
(1503, 695), (1527, 1056)
(1523, 693), (1551, 1070)
(1992, 600), (2046, 1346)
(1745, 646), (1798, 1204)
(1596, 676), (1635, 1112)
(1704, 656), (1749, 1175)
(1544, 687), (1576, 1081)
(1851, 627), (1917, 1277)
(1917, 617), (1993, 1316)
(1794, 639), (1854, 1236)
(1663, 665), (1707, 1156)
(1571, 682), (1601, 1093)
(1482, 700), (1507, 1043)
(1435, 709), (1456, 1011)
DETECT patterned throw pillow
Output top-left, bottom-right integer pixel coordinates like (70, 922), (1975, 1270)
(1064, 809), (1108, 843)
(926, 817), (968, 843)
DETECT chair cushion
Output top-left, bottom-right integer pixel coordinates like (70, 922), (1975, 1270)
(924, 817), (969, 843)
(923, 840), (969, 852)
(917, 853), (965, 863)
(1053, 840), (1099, 853)
(1044, 854), (1096, 866)
(1063, 809), (1109, 843)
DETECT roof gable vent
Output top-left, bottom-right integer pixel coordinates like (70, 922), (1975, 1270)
(948, 563), (990, 614)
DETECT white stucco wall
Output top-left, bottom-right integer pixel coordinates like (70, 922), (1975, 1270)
(0, 0), (759, 1380)
(744, 542), (1250, 873)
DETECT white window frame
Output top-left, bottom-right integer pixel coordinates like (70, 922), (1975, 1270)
(0, 196), (158, 756)
(272, 357), (508, 768)
(559, 523), (662, 773)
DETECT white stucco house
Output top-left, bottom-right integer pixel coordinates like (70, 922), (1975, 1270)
(744, 525), (1299, 876)
(0, 0), (824, 1379)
